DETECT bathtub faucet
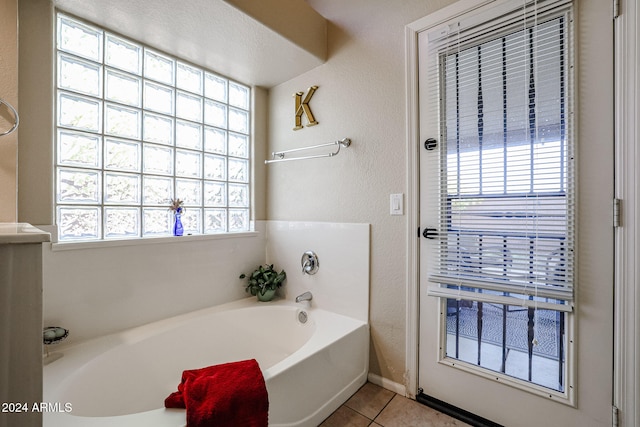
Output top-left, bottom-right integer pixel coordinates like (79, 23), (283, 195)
(295, 291), (313, 303)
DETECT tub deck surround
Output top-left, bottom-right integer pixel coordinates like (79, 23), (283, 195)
(43, 297), (369, 427)
(265, 221), (370, 323)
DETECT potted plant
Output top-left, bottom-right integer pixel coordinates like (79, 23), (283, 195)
(240, 264), (287, 302)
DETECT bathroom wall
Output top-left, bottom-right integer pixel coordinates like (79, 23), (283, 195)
(42, 225), (266, 345)
(0, 0), (18, 222)
(267, 0), (455, 389)
(265, 221), (369, 323)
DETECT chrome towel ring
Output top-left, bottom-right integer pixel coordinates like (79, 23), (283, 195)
(0, 99), (19, 137)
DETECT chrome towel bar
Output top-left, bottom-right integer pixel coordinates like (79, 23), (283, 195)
(0, 99), (19, 137)
(265, 138), (351, 164)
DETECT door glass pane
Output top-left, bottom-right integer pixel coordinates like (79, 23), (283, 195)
(445, 298), (566, 392)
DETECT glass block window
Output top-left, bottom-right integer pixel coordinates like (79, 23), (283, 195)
(55, 13), (251, 241)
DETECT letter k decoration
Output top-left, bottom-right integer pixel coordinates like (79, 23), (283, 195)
(293, 85), (318, 130)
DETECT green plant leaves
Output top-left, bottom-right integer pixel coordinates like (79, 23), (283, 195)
(240, 264), (287, 295)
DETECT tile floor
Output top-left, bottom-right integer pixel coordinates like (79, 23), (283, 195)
(319, 382), (471, 427)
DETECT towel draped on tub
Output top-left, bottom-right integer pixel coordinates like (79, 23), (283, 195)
(165, 359), (269, 427)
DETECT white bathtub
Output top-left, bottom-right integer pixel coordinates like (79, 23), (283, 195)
(43, 297), (369, 427)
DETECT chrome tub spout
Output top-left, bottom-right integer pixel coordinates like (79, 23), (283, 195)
(295, 291), (313, 303)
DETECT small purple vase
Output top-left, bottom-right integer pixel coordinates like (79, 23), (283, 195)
(173, 208), (184, 236)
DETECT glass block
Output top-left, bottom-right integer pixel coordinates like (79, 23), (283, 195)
(204, 181), (226, 207)
(58, 53), (102, 97)
(106, 69), (141, 107)
(228, 107), (249, 134)
(105, 34), (142, 74)
(58, 130), (101, 168)
(58, 92), (101, 133)
(228, 158), (249, 183)
(143, 144), (173, 175)
(143, 176), (173, 205)
(57, 15), (103, 62)
(104, 138), (140, 172)
(229, 82), (249, 109)
(181, 208), (202, 234)
(228, 183), (249, 207)
(57, 206), (101, 240)
(176, 91), (203, 122)
(144, 82), (174, 115)
(143, 112), (173, 145)
(229, 209), (249, 232)
(176, 149), (202, 178)
(204, 154), (226, 180)
(204, 127), (226, 154)
(204, 73), (227, 101)
(176, 178), (202, 206)
(177, 62), (203, 94)
(143, 208), (173, 236)
(57, 168), (101, 203)
(204, 209), (226, 233)
(104, 207), (139, 239)
(204, 99), (227, 127)
(228, 133), (248, 158)
(105, 172), (140, 204)
(176, 120), (202, 149)
(144, 49), (174, 85)
(105, 103), (141, 139)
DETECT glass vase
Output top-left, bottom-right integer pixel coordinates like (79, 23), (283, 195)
(173, 211), (184, 236)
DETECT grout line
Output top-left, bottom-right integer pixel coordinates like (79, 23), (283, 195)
(372, 393), (398, 425)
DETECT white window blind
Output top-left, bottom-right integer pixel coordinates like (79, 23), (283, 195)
(426, 0), (574, 312)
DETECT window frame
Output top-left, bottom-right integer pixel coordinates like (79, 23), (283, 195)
(54, 12), (252, 242)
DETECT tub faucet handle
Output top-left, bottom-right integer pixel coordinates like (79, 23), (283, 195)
(301, 251), (319, 275)
(295, 291), (313, 303)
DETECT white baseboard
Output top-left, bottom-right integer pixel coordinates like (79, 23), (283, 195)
(367, 373), (407, 397)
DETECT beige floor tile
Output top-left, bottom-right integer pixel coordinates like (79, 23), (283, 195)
(374, 395), (471, 427)
(344, 382), (395, 419)
(319, 405), (372, 427)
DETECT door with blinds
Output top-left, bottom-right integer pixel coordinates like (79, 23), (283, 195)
(417, 0), (613, 425)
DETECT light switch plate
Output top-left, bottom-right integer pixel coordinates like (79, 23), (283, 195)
(390, 193), (404, 215)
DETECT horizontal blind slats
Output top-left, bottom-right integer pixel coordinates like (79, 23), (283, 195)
(428, 5), (574, 309)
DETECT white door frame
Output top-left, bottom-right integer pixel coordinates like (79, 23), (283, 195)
(403, 0), (499, 401)
(404, 1), (639, 425)
(613, 2), (639, 427)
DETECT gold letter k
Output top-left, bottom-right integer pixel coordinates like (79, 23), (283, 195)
(293, 85), (318, 130)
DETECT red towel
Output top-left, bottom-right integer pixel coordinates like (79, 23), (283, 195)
(165, 359), (268, 427)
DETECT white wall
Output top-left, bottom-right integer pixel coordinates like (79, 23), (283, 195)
(266, 221), (369, 323)
(267, 0), (454, 387)
(43, 226), (266, 345)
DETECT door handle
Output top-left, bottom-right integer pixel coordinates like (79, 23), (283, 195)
(422, 227), (437, 239)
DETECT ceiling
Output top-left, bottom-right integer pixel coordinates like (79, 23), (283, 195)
(52, 0), (327, 88)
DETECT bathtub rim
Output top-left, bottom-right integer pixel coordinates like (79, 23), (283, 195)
(43, 296), (369, 426)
